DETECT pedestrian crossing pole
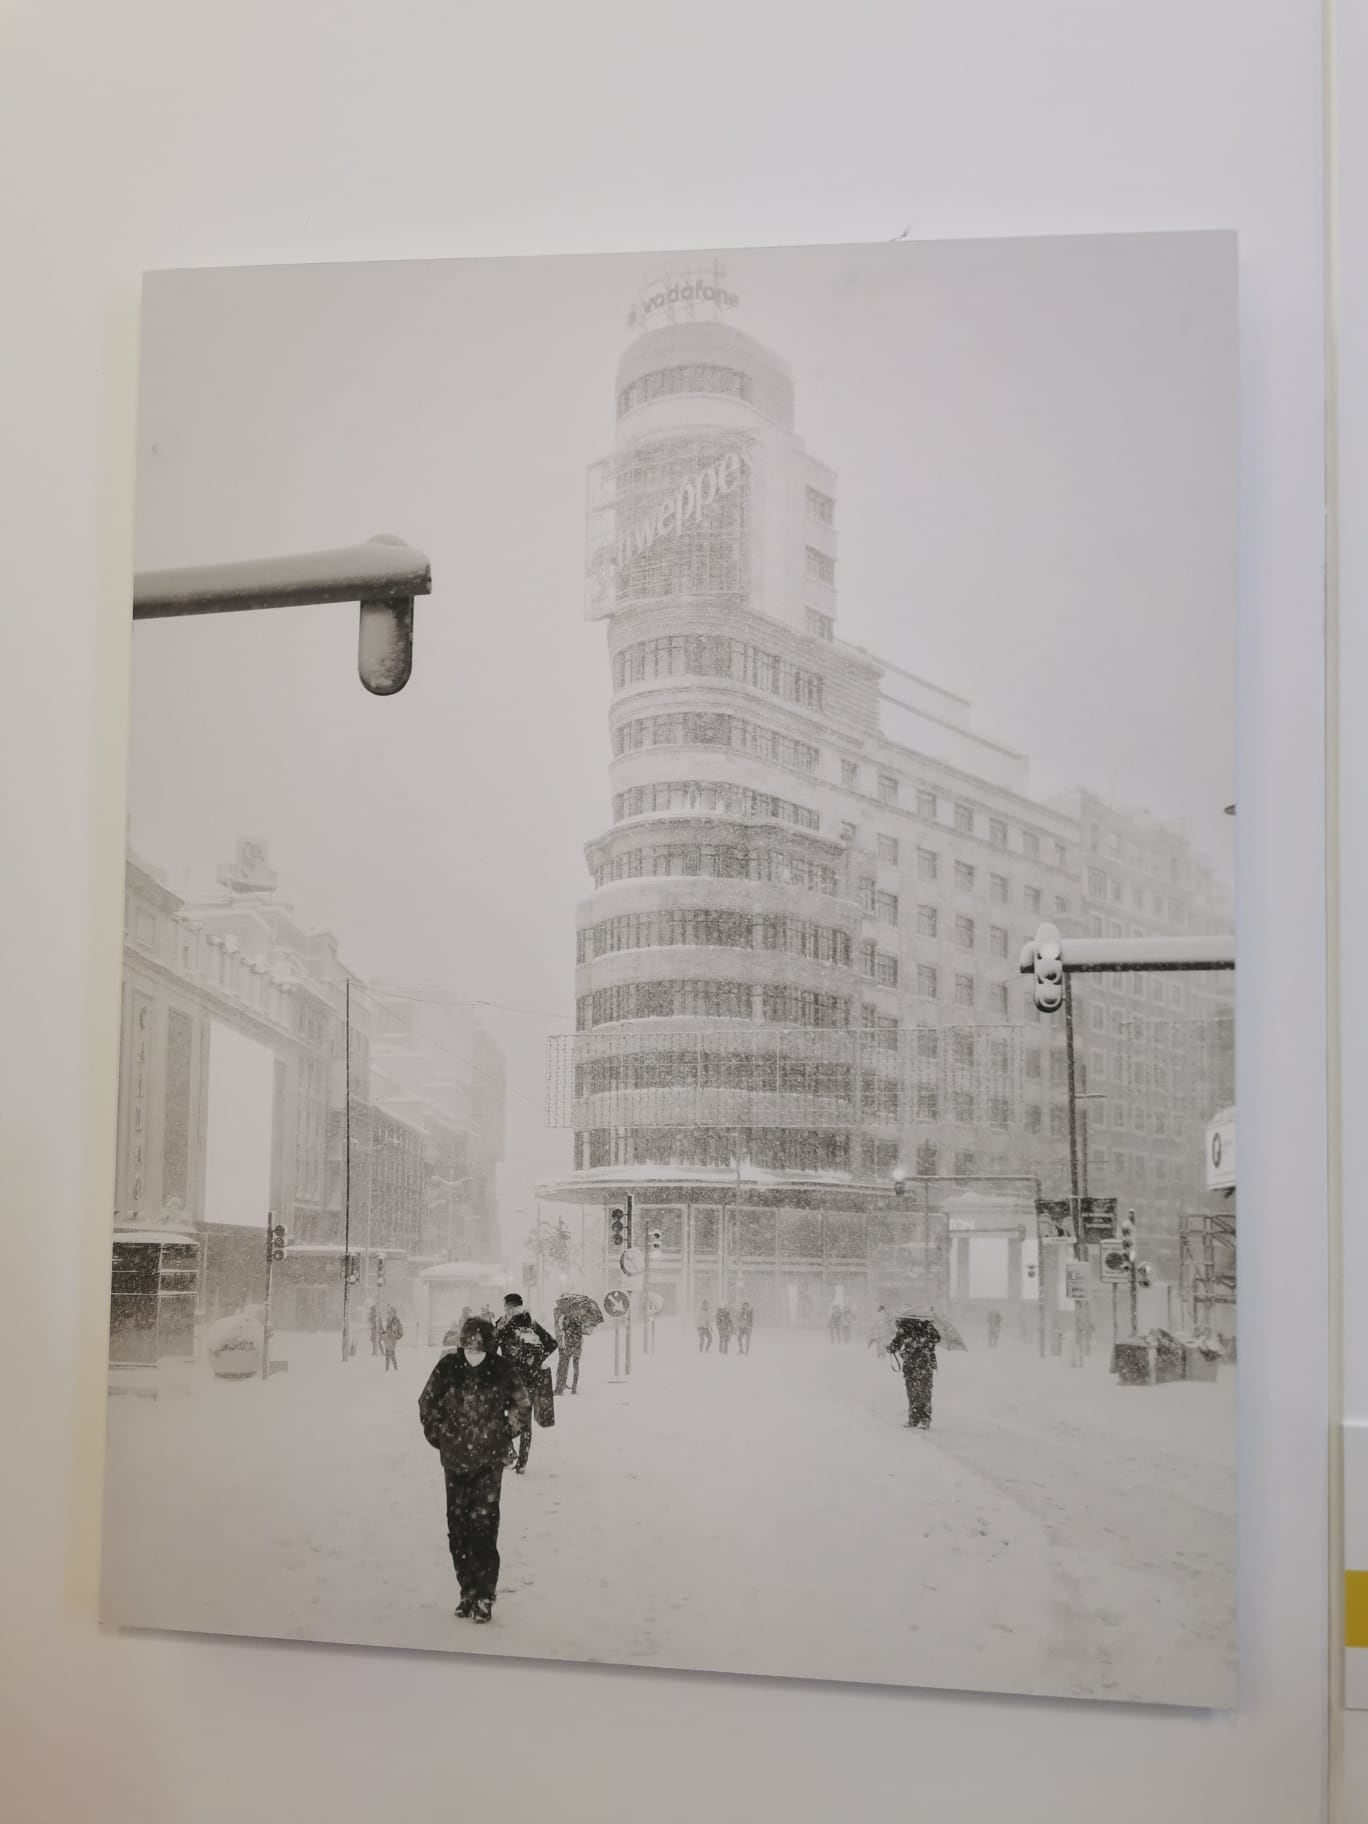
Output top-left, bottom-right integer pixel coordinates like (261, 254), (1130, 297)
(641, 1201), (652, 1357)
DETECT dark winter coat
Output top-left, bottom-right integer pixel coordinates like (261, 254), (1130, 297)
(497, 1313), (559, 1428)
(383, 1313), (403, 1345)
(889, 1317), (940, 1375)
(419, 1350), (531, 1474)
(558, 1312), (585, 1352)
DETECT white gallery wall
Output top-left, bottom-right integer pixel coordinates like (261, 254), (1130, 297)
(0, 3), (1329, 1820)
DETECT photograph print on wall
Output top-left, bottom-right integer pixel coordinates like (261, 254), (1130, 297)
(101, 234), (1237, 1705)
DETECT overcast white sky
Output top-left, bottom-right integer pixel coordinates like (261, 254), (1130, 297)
(127, 235), (1237, 1239)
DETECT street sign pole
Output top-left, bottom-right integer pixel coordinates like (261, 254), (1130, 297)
(642, 1218), (652, 1358)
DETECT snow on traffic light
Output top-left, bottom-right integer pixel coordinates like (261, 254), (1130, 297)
(1031, 922), (1065, 1012)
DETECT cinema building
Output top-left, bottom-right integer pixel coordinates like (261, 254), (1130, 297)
(539, 293), (1233, 1326)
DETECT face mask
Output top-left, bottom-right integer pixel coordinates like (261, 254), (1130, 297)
(463, 1347), (486, 1366)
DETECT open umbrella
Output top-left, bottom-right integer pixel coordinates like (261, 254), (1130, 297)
(895, 1311), (967, 1350)
(555, 1293), (604, 1329)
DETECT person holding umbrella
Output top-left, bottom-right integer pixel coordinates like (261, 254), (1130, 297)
(888, 1311), (941, 1430)
(418, 1315), (530, 1623)
(555, 1301), (585, 1394)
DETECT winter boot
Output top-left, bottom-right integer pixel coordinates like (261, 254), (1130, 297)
(472, 1598), (494, 1624)
(455, 1596), (476, 1618)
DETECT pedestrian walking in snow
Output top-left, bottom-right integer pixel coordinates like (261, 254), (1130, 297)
(867, 1304), (894, 1351)
(368, 1302), (380, 1357)
(696, 1299), (713, 1353)
(715, 1303), (734, 1354)
(381, 1306), (403, 1371)
(841, 1306), (854, 1344)
(888, 1314), (940, 1429)
(419, 1316), (531, 1624)
(554, 1305), (584, 1394)
(737, 1301), (754, 1355)
(496, 1306), (558, 1473)
(987, 1309), (1003, 1349)
(829, 1302), (844, 1344)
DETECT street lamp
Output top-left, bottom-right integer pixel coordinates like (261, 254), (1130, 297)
(133, 535), (432, 695)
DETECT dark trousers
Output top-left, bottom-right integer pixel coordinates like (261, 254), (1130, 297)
(382, 1343), (398, 1370)
(718, 1330), (731, 1354)
(554, 1346), (580, 1394)
(738, 1329), (751, 1354)
(443, 1463), (504, 1600)
(698, 1327), (712, 1352)
(516, 1415), (532, 1469)
(903, 1366), (934, 1428)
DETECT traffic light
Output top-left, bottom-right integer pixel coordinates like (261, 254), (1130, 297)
(268, 1224), (286, 1262)
(1032, 922), (1064, 1013)
(649, 1228), (663, 1252)
(1136, 1262), (1152, 1289)
(610, 1208), (627, 1248)
(346, 1255), (360, 1286)
(1120, 1212), (1136, 1265)
(892, 1166), (907, 1199)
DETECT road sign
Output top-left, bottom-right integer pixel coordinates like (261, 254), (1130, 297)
(1100, 1247), (1130, 1284)
(646, 1290), (665, 1315)
(603, 1289), (630, 1318)
(1079, 1198), (1118, 1245)
(1066, 1262), (1090, 1303)
(620, 1247), (645, 1277)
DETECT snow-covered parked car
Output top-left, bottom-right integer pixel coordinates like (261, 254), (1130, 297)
(205, 1308), (265, 1379)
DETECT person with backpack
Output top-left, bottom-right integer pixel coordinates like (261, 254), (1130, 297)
(495, 1302), (558, 1474)
(888, 1313), (941, 1429)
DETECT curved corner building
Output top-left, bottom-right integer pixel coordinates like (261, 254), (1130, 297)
(543, 288), (1234, 1330)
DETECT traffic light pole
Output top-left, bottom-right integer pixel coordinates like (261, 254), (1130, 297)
(262, 1210), (274, 1383)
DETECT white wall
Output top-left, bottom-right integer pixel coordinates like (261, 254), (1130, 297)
(0, 3), (1327, 1821)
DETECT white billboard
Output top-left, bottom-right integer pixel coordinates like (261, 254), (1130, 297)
(1205, 1106), (1235, 1192)
(203, 1019), (275, 1228)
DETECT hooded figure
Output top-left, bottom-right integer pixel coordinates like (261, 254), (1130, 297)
(496, 1307), (558, 1472)
(419, 1316), (531, 1622)
(554, 1303), (585, 1394)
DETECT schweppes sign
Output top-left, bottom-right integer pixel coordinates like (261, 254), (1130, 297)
(616, 449), (748, 574)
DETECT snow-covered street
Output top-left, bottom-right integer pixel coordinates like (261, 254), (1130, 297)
(100, 1321), (1234, 1704)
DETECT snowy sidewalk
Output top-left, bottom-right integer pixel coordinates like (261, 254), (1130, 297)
(100, 1324), (1232, 1702)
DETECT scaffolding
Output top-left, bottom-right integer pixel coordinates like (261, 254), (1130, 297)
(1178, 1205), (1236, 1335)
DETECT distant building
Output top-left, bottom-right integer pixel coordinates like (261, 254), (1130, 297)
(110, 840), (506, 1343)
(541, 287), (1233, 1321)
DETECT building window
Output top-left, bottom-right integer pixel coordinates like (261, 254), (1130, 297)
(916, 904), (938, 938)
(806, 485), (836, 525)
(954, 1151), (976, 1177)
(955, 914), (975, 949)
(916, 1027), (938, 1061)
(1022, 831), (1040, 861)
(990, 873), (1009, 905)
(617, 364), (753, 417)
(990, 982), (1009, 1017)
(954, 803), (974, 835)
(954, 861), (976, 892)
(1050, 1107), (1068, 1138)
(989, 818), (1007, 848)
(841, 759), (859, 790)
(1053, 841), (1067, 868)
(990, 1097), (1010, 1127)
(917, 788), (938, 820)
(877, 772), (899, 806)
(877, 833), (899, 866)
(1087, 868), (1108, 900)
(1025, 1105), (1042, 1133)
(860, 940), (877, 978)
(1090, 1004), (1106, 1032)
(805, 608), (834, 641)
(1055, 896), (1069, 916)
(917, 964), (939, 999)
(805, 546), (836, 586)
(875, 952), (899, 988)
(840, 822), (856, 844)
(1025, 885), (1042, 915)
(917, 847), (939, 881)
(990, 925), (1008, 959)
(876, 890), (899, 925)
(954, 973), (975, 1008)
(917, 1087), (939, 1121)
